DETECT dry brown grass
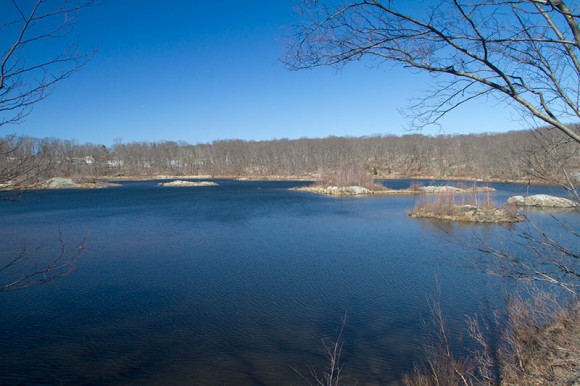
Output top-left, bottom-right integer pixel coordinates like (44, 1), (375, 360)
(415, 191), (498, 211)
(409, 192), (522, 223)
(498, 293), (580, 385)
(403, 291), (580, 386)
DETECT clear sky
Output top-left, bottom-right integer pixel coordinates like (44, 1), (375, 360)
(8, 1), (524, 146)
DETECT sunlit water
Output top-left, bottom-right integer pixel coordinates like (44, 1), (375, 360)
(0, 179), (576, 385)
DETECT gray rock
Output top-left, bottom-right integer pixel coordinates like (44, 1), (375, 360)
(506, 194), (577, 208)
(420, 185), (495, 193)
(43, 177), (79, 189)
(324, 186), (371, 195)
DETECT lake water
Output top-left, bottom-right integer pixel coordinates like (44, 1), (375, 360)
(0, 179), (576, 385)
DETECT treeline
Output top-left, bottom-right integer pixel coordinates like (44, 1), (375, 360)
(1, 128), (578, 184)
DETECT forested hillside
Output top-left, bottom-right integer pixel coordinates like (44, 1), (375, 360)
(2, 128), (578, 185)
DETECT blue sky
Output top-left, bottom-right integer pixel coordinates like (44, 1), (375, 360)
(8, 1), (523, 146)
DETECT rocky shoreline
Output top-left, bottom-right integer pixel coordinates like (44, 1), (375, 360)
(292, 184), (497, 197)
(38, 177), (120, 190)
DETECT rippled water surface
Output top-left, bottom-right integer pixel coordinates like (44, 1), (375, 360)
(0, 179), (576, 385)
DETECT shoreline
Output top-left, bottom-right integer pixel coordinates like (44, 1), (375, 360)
(0, 174), (562, 191)
(99, 174), (549, 185)
(292, 184), (497, 197)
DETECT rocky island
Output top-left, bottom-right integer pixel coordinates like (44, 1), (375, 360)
(39, 177), (120, 189)
(294, 183), (496, 197)
(406, 185), (525, 223)
(292, 185), (384, 196)
(157, 180), (218, 187)
(409, 205), (524, 223)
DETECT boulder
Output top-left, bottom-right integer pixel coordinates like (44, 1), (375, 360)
(506, 194), (577, 208)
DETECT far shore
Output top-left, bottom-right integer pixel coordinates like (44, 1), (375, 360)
(97, 174), (550, 185)
(1, 174), (563, 192)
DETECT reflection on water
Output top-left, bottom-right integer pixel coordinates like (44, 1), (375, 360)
(0, 179), (575, 385)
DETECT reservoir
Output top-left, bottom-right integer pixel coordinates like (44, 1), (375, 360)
(0, 179), (576, 385)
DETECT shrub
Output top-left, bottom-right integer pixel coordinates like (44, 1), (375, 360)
(403, 291), (580, 386)
(315, 165), (385, 191)
(410, 192), (522, 223)
(498, 293), (580, 385)
(414, 192), (499, 213)
(408, 181), (424, 191)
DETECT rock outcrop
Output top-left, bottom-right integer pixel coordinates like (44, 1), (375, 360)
(419, 185), (495, 193)
(157, 180), (218, 187)
(38, 177), (119, 189)
(294, 185), (373, 196)
(506, 194), (577, 208)
(43, 177), (79, 189)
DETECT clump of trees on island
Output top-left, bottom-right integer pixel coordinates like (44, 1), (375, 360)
(408, 191), (524, 223)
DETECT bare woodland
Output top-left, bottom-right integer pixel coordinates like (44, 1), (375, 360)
(1, 128), (578, 185)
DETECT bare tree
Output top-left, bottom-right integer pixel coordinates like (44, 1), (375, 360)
(0, 0), (94, 290)
(1, 0), (96, 128)
(0, 135), (55, 197)
(285, 0), (580, 144)
(1, 0), (96, 188)
(520, 126), (580, 200)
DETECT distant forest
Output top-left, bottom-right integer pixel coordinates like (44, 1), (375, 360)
(2, 128), (578, 184)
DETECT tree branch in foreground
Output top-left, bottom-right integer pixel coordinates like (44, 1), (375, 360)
(285, 0), (580, 143)
(0, 230), (85, 292)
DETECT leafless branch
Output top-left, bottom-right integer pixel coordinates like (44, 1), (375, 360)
(0, 229), (85, 292)
(292, 313), (348, 386)
(0, 0), (96, 129)
(285, 0), (580, 143)
(474, 213), (579, 296)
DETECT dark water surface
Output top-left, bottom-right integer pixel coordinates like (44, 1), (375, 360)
(0, 179), (576, 385)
